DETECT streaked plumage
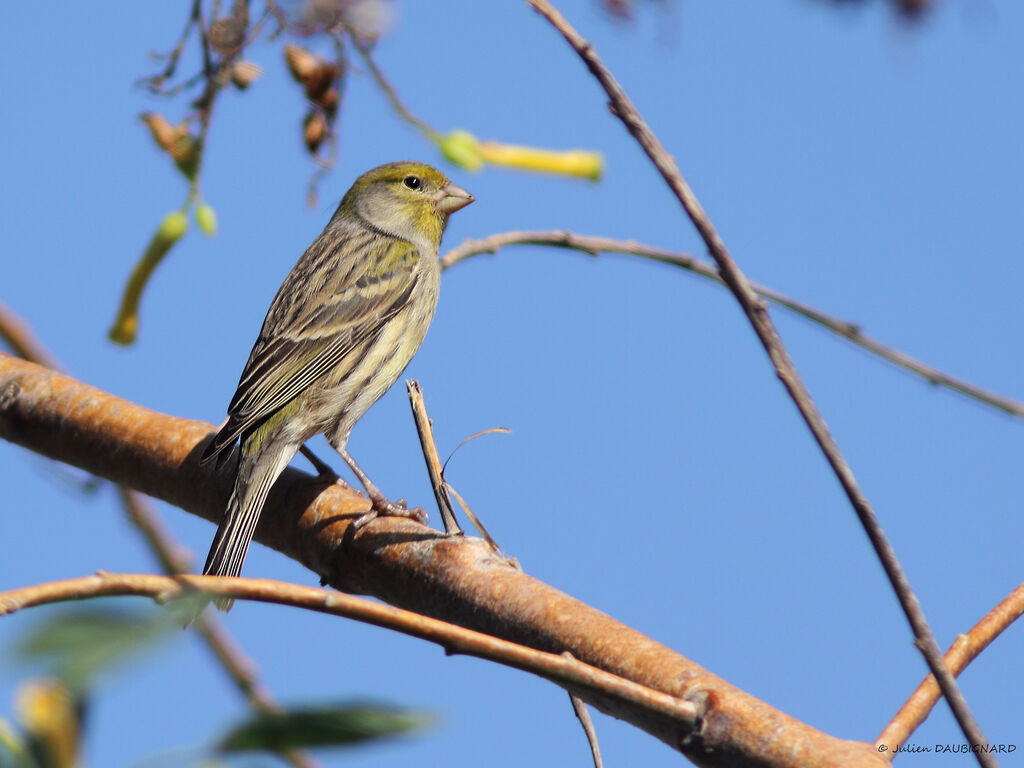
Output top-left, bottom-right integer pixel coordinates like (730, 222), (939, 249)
(200, 161), (473, 608)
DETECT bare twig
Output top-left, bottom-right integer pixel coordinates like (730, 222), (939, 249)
(344, 28), (441, 142)
(137, 0), (202, 93)
(445, 483), (502, 555)
(0, 302), (61, 371)
(441, 231), (1024, 418)
(0, 573), (700, 734)
(0, 356), (890, 767)
(525, 2), (994, 762)
(406, 380), (462, 535)
(118, 487), (194, 574)
(565, 651), (604, 768)
(406, 379), (509, 549)
(406, 380), (508, 549)
(878, 583), (1024, 749)
(570, 694), (604, 768)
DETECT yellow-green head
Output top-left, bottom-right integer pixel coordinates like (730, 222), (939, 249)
(336, 161), (473, 254)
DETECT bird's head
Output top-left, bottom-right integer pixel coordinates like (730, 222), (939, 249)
(338, 161), (474, 253)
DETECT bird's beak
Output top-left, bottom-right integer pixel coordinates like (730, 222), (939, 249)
(435, 183), (474, 214)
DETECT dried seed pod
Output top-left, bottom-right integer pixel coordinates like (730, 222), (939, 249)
(209, 0), (249, 54)
(303, 62), (339, 103)
(139, 113), (184, 153)
(230, 61), (263, 90)
(284, 43), (318, 83)
(303, 110), (327, 154)
(318, 86), (340, 118)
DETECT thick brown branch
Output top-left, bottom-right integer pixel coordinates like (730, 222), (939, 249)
(441, 232), (1024, 418)
(878, 583), (1024, 749)
(525, 3), (992, 761)
(0, 355), (885, 768)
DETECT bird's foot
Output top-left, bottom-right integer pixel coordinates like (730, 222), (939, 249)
(352, 495), (428, 530)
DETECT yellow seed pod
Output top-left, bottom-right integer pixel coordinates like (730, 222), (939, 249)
(477, 142), (603, 181)
(438, 130), (483, 172)
(157, 211), (189, 244)
(195, 204), (218, 236)
(109, 211), (189, 345)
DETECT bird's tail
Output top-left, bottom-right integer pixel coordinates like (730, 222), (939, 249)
(203, 442), (298, 611)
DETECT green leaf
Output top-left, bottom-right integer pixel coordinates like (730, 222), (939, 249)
(218, 703), (431, 753)
(14, 605), (178, 692)
(0, 719), (31, 768)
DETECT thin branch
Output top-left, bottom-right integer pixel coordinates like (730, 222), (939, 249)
(570, 693), (604, 768)
(117, 487), (194, 574)
(445, 483), (502, 556)
(136, 0), (202, 93)
(406, 380), (462, 535)
(344, 28), (441, 142)
(441, 231), (1024, 419)
(0, 302), (61, 371)
(406, 379), (507, 550)
(525, 3), (994, 762)
(878, 583), (1024, 749)
(565, 651), (604, 768)
(570, 694), (604, 768)
(0, 573), (699, 734)
(0, 356), (889, 767)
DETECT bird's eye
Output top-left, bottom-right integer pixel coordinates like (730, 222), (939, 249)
(403, 176), (421, 190)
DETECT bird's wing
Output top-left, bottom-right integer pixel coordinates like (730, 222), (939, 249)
(202, 231), (422, 463)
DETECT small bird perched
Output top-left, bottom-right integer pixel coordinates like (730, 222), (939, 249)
(200, 161), (473, 608)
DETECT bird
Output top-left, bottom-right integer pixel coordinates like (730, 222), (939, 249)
(199, 161), (473, 609)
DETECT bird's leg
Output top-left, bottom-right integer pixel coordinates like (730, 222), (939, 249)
(299, 444), (338, 478)
(338, 448), (428, 529)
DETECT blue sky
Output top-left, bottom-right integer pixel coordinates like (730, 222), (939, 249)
(1, 1), (1022, 766)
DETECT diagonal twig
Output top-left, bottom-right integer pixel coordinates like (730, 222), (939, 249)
(441, 231), (1024, 418)
(344, 27), (440, 142)
(406, 380), (462, 535)
(0, 302), (61, 371)
(0, 572), (701, 735)
(878, 582), (1024, 749)
(564, 652), (604, 768)
(525, 1), (994, 762)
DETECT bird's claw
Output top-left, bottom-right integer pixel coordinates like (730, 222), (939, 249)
(351, 496), (428, 530)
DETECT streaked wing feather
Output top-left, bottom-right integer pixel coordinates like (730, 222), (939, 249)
(216, 235), (421, 450)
